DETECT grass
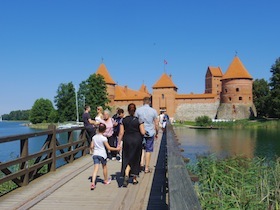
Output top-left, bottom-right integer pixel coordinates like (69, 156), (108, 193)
(174, 119), (280, 129)
(188, 155), (280, 209)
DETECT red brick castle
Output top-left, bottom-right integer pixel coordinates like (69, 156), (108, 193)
(95, 56), (256, 121)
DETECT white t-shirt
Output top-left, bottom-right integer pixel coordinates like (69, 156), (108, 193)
(92, 133), (108, 159)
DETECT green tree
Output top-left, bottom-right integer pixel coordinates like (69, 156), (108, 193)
(54, 82), (76, 122)
(253, 79), (270, 117)
(48, 109), (58, 123)
(2, 110), (30, 120)
(29, 98), (54, 124)
(78, 74), (109, 118)
(269, 57), (280, 118)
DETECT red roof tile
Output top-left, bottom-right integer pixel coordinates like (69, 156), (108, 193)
(96, 63), (116, 85)
(114, 85), (150, 101)
(152, 73), (177, 89)
(222, 57), (252, 80)
(208, 66), (223, 77)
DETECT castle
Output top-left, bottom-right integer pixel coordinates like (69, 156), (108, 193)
(95, 56), (256, 121)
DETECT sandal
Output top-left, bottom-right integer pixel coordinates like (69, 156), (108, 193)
(144, 169), (152, 173)
(133, 179), (139, 185)
(123, 176), (129, 187)
(90, 183), (96, 190)
(104, 178), (111, 185)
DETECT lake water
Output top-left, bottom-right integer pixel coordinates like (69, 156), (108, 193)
(0, 121), (81, 166)
(174, 126), (280, 164)
(1, 121), (280, 166)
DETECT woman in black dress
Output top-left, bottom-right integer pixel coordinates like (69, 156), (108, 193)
(118, 103), (145, 187)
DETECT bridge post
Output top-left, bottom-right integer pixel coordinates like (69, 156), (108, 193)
(48, 125), (57, 172)
(20, 138), (29, 186)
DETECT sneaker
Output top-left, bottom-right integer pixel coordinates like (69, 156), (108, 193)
(112, 157), (116, 161)
(118, 159), (122, 163)
(104, 178), (112, 185)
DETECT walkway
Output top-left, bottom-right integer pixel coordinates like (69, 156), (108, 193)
(0, 131), (167, 210)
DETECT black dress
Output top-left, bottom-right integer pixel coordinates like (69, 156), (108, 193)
(121, 115), (143, 177)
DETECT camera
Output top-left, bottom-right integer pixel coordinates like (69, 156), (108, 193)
(145, 131), (150, 136)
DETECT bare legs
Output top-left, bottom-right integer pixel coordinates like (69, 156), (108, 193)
(91, 164), (109, 186)
(145, 152), (151, 172)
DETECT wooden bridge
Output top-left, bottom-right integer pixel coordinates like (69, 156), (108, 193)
(0, 124), (201, 210)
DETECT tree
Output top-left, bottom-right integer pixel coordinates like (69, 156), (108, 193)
(29, 98), (54, 124)
(54, 82), (76, 122)
(269, 57), (280, 118)
(253, 79), (270, 117)
(2, 110), (30, 120)
(78, 74), (110, 118)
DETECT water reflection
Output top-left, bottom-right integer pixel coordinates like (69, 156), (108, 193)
(174, 127), (280, 164)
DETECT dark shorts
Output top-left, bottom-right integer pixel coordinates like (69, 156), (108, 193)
(144, 136), (154, 152)
(92, 155), (107, 165)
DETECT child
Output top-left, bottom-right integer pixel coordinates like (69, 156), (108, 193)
(90, 123), (120, 190)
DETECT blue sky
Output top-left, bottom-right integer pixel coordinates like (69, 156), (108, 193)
(0, 0), (279, 115)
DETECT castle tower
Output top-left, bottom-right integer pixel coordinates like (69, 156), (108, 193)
(152, 73), (177, 116)
(96, 63), (116, 105)
(205, 66), (223, 96)
(217, 56), (256, 119)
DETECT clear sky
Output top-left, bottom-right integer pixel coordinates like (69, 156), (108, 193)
(0, 0), (279, 115)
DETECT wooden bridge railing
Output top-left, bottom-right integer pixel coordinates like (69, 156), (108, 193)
(0, 125), (89, 194)
(166, 123), (201, 210)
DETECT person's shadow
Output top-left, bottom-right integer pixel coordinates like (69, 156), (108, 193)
(111, 172), (123, 187)
(88, 175), (103, 184)
(89, 172), (124, 187)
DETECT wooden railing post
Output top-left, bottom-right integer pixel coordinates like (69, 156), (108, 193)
(20, 138), (29, 186)
(48, 125), (57, 172)
(68, 131), (74, 163)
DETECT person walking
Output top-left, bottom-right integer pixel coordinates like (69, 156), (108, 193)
(102, 109), (118, 160)
(82, 105), (98, 145)
(118, 103), (145, 187)
(90, 123), (120, 190)
(112, 108), (125, 162)
(135, 97), (159, 173)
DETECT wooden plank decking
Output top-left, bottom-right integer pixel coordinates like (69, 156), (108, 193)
(0, 131), (167, 210)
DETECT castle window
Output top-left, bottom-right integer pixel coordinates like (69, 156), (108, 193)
(225, 89), (228, 93)
(236, 88), (239, 92)
(239, 97), (242, 101)
(249, 97), (251, 100)
(229, 97), (232, 101)
(162, 94), (164, 99)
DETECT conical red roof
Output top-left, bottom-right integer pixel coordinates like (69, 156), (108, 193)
(96, 63), (116, 85)
(222, 57), (252, 80)
(152, 73), (177, 89)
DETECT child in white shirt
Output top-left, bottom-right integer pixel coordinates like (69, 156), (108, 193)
(90, 123), (120, 190)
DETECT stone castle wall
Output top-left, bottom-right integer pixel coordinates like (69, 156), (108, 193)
(174, 101), (220, 121)
(217, 103), (256, 120)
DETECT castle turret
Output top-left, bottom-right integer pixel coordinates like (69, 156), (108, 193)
(217, 56), (256, 119)
(205, 66), (223, 96)
(152, 73), (177, 117)
(96, 63), (116, 105)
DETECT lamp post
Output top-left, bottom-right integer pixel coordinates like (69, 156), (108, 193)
(75, 87), (79, 122)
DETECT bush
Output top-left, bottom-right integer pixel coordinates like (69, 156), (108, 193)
(195, 115), (212, 126)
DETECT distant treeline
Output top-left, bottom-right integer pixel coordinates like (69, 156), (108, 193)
(2, 110), (30, 121)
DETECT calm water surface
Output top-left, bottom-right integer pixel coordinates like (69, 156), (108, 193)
(0, 121), (81, 165)
(174, 126), (280, 164)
